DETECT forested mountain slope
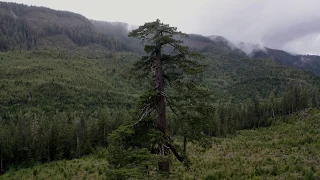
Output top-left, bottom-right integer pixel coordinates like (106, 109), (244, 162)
(0, 2), (141, 52)
(1, 48), (319, 117)
(204, 51), (320, 101)
(1, 1), (320, 76)
(184, 34), (320, 76)
(207, 35), (320, 76)
(0, 47), (319, 172)
(1, 1), (320, 177)
(252, 48), (320, 76)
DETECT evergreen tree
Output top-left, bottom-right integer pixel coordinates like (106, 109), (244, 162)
(172, 81), (213, 154)
(128, 19), (204, 172)
(107, 19), (205, 177)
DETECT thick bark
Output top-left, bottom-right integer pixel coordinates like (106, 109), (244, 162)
(0, 153), (3, 174)
(158, 142), (170, 172)
(155, 46), (170, 172)
(155, 47), (166, 134)
(183, 136), (187, 155)
(168, 143), (184, 163)
(316, 91), (319, 107)
(103, 125), (106, 146)
(272, 108), (275, 120)
(77, 134), (80, 158)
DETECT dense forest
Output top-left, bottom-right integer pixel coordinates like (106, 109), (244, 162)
(0, 2), (320, 179)
(0, 50), (319, 174)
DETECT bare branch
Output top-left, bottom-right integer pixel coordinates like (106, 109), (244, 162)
(136, 104), (150, 119)
(132, 107), (155, 127)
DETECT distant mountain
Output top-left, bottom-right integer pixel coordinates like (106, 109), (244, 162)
(1, 1), (320, 76)
(0, 1), (142, 52)
(208, 35), (237, 49)
(251, 48), (320, 75)
(207, 35), (320, 76)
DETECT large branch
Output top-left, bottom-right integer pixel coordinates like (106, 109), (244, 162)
(161, 91), (179, 117)
(167, 143), (185, 164)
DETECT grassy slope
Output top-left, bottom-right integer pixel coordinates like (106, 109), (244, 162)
(173, 109), (320, 179)
(2, 109), (320, 180)
(0, 155), (109, 180)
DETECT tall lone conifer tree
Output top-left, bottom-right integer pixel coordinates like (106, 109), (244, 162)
(129, 19), (203, 172)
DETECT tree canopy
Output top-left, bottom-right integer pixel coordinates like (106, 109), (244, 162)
(106, 19), (208, 176)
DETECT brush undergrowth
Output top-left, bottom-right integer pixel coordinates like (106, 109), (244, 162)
(1, 109), (320, 180)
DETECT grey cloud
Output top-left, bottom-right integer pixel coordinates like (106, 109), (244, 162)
(283, 33), (320, 55)
(262, 18), (320, 50)
(188, 0), (320, 55)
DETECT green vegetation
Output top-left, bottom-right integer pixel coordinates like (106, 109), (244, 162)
(1, 2), (320, 179)
(2, 109), (320, 179)
(254, 48), (320, 76)
(173, 108), (320, 179)
(106, 19), (209, 176)
(203, 53), (320, 101)
(0, 49), (140, 171)
(0, 49), (141, 108)
(0, 151), (109, 180)
(0, 47), (320, 177)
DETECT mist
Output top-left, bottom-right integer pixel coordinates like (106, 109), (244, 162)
(188, 0), (320, 55)
(6, 0), (320, 55)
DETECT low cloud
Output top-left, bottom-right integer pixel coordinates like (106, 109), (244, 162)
(237, 43), (267, 56)
(185, 0), (320, 55)
(7, 0), (320, 55)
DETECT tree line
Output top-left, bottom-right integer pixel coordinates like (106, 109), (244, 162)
(0, 108), (128, 173)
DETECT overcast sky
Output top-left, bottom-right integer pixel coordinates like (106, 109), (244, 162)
(6, 0), (320, 55)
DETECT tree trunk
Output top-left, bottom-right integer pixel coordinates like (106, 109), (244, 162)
(272, 108), (275, 120)
(183, 136), (187, 155)
(158, 142), (170, 172)
(155, 46), (169, 172)
(316, 91), (319, 107)
(155, 47), (166, 136)
(77, 134), (80, 158)
(0, 153), (3, 174)
(103, 125), (106, 147)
